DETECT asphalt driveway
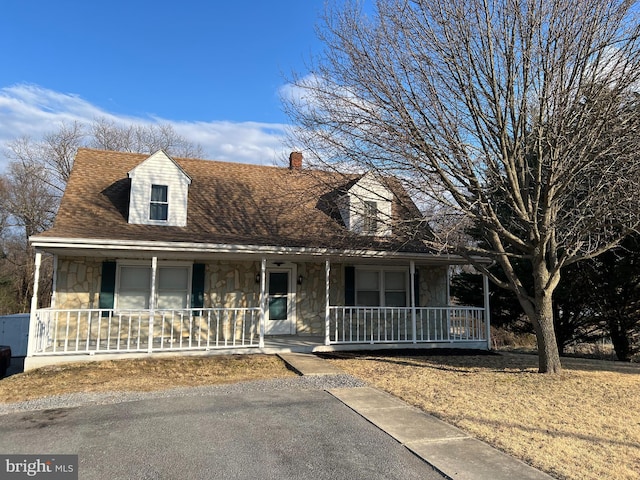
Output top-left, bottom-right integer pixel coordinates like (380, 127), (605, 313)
(0, 384), (446, 480)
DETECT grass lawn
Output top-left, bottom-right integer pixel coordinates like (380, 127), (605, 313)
(0, 354), (296, 403)
(322, 351), (640, 480)
(1, 351), (638, 480)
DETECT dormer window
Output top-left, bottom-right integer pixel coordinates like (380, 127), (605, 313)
(363, 201), (378, 234)
(337, 173), (393, 237)
(150, 185), (169, 221)
(127, 151), (191, 227)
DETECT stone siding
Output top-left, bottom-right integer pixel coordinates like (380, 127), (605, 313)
(418, 265), (449, 306)
(54, 257), (102, 309)
(205, 261), (260, 309)
(296, 262), (344, 335)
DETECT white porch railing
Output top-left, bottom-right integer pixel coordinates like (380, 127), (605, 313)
(30, 305), (487, 356)
(31, 307), (262, 355)
(328, 306), (486, 344)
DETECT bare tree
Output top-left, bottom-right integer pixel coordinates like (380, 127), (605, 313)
(89, 118), (204, 158)
(283, 0), (640, 372)
(0, 158), (58, 313)
(0, 119), (204, 315)
(0, 177), (8, 238)
(42, 121), (86, 188)
(5, 121), (85, 196)
(0, 158), (57, 239)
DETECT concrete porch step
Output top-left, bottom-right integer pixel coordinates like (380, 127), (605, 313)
(277, 352), (345, 376)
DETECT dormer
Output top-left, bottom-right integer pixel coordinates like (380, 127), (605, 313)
(337, 172), (394, 236)
(127, 150), (191, 227)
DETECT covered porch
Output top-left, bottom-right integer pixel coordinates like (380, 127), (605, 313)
(26, 246), (491, 370)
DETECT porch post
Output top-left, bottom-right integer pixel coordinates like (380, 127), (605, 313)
(410, 261), (417, 344)
(446, 266), (452, 341)
(26, 251), (43, 357)
(483, 273), (491, 349)
(325, 259), (331, 346)
(259, 258), (266, 348)
(50, 254), (58, 309)
(148, 256), (158, 353)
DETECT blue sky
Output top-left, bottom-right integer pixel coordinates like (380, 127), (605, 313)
(0, 1), (326, 166)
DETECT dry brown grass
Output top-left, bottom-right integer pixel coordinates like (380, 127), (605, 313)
(322, 351), (640, 480)
(0, 354), (296, 403)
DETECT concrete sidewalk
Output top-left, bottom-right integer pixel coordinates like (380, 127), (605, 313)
(278, 353), (553, 480)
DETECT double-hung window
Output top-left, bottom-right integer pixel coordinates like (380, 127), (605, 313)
(150, 185), (168, 221)
(118, 266), (152, 309)
(355, 269), (407, 307)
(363, 200), (378, 234)
(157, 266), (189, 309)
(116, 264), (190, 310)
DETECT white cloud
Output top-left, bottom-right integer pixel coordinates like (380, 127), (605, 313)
(168, 119), (289, 165)
(0, 84), (290, 169)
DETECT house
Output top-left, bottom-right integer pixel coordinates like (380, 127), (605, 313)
(26, 148), (490, 369)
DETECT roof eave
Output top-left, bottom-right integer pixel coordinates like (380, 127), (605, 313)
(29, 235), (487, 265)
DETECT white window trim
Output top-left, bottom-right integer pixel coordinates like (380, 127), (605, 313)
(265, 261), (298, 335)
(355, 266), (409, 307)
(363, 200), (379, 235)
(115, 260), (193, 310)
(148, 184), (169, 223)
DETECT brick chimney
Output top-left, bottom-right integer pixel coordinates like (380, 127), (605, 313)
(289, 151), (303, 170)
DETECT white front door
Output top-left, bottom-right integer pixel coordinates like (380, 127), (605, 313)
(265, 269), (295, 335)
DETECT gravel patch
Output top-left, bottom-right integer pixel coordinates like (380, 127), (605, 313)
(0, 374), (367, 415)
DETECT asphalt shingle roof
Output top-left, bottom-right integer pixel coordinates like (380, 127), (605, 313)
(37, 148), (430, 252)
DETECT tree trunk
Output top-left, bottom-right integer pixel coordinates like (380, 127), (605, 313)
(532, 295), (562, 373)
(530, 261), (563, 374)
(552, 302), (566, 355)
(608, 317), (632, 362)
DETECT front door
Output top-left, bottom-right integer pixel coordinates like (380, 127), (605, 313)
(266, 269), (295, 335)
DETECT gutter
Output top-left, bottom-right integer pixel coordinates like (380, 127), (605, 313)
(29, 235), (490, 265)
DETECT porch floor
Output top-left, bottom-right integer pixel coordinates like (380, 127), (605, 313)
(262, 335), (488, 354)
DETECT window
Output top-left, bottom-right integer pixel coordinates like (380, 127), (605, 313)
(384, 271), (407, 307)
(356, 270), (380, 306)
(157, 266), (189, 309)
(363, 200), (378, 234)
(355, 269), (407, 307)
(118, 266), (152, 309)
(150, 185), (168, 221)
(116, 264), (190, 310)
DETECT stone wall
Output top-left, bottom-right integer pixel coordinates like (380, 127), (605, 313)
(54, 257), (102, 309)
(418, 265), (449, 306)
(204, 260), (260, 309)
(296, 262), (345, 335)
